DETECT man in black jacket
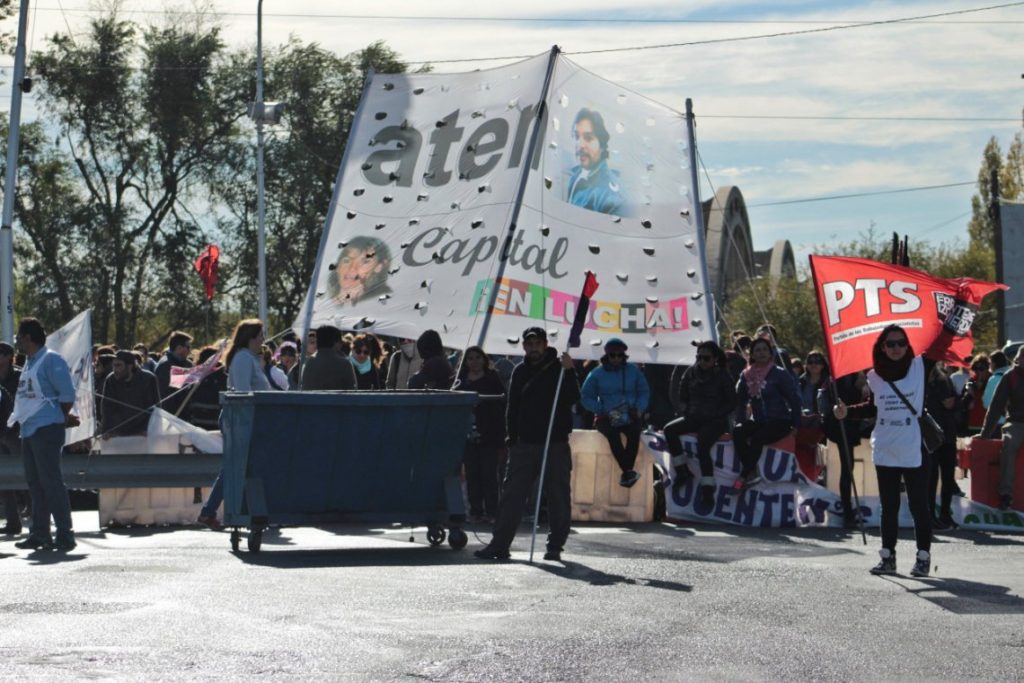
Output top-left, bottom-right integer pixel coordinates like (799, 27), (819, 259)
(981, 346), (1024, 511)
(154, 331), (193, 417)
(475, 327), (579, 562)
(0, 342), (23, 534)
(101, 350), (161, 436)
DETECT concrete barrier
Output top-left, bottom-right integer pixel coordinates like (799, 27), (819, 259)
(570, 430), (654, 523)
(824, 441), (879, 498)
(98, 435), (215, 526)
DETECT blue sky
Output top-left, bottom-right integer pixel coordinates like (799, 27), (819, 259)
(8, 1), (1023, 268)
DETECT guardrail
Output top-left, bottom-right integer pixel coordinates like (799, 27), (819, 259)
(0, 453), (223, 490)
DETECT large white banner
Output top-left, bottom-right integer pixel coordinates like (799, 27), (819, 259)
(45, 309), (94, 445)
(298, 51), (714, 363)
(651, 432), (1024, 532)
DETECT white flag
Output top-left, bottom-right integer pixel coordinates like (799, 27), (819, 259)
(45, 309), (95, 445)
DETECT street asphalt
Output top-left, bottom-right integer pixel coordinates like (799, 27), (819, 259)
(1, 511), (1022, 681)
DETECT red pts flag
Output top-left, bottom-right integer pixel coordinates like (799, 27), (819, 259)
(194, 244), (220, 301)
(809, 255), (1006, 377)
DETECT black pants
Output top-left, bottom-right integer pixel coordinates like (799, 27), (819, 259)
(464, 441), (502, 518)
(664, 415), (728, 478)
(490, 442), (572, 553)
(876, 458), (932, 553)
(828, 434), (858, 517)
(733, 419), (792, 477)
(595, 421), (641, 473)
(929, 441), (957, 518)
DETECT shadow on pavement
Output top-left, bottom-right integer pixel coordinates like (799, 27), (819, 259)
(532, 559), (693, 593)
(577, 522), (862, 563)
(22, 550), (89, 566)
(881, 574), (1024, 615)
(230, 545), (475, 568)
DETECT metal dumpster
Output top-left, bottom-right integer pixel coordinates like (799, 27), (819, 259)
(220, 390), (477, 552)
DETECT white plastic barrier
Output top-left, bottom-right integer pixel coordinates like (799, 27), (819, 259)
(96, 428), (218, 528)
(570, 429), (654, 523)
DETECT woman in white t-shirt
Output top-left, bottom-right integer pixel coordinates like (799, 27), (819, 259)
(834, 324), (932, 578)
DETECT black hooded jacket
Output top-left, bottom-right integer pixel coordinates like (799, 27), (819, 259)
(506, 348), (580, 445)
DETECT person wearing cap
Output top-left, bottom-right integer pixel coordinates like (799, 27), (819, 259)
(580, 337), (650, 488)
(980, 346), (1024, 511)
(100, 350), (161, 437)
(475, 326), (578, 562)
(0, 341), (24, 535)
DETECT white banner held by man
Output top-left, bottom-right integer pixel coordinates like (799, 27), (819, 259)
(298, 51), (713, 363)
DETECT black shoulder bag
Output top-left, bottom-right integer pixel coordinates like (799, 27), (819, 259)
(885, 379), (945, 454)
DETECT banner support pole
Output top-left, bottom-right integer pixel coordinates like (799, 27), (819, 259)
(474, 45), (560, 350)
(295, 71), (377, 381)
(684, 98), (717, 345)
(528, 339), (569, 564)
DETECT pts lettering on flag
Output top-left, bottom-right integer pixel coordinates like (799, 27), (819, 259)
(809, 255), (1005, 377)
(822, 279), (921, 327)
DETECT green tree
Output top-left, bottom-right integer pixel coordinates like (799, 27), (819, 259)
(30, 10), (248, 346)
(213, 40), (413, 331)
(720, 276), (823, 360)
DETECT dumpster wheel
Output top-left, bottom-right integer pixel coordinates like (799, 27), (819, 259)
(230, 529), (241, 553)
(248, 528), (263, 553)
(426, 525), (447, 547)
(448, 528), (467, 550)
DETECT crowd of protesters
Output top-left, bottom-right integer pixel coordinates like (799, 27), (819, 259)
(1, 312), (1022, 575)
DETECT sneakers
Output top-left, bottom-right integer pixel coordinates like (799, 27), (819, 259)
(933, 515), (958, 531)
(197, 514), (224, 531)
(14, 535), (51, 550)
(473, 546), (511, 560)
(870, 548), (897, 575)
(910, 550), (931, 578)
(543, 549), (562, 561)
(0, 524), (22, 535)
(999, 495), (1013, 511)
(46, 535), (77, 552)
(619, 470), (640, 488)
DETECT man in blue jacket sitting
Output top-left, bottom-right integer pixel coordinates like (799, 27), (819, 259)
(581, 338), (651, 487)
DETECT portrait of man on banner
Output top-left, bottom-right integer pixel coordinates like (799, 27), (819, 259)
(566, 107), (629, 216)
(327, 235), (393, 306)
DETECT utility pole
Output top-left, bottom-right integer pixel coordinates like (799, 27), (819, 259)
(991, 167), (1005, 346)
(0, 0), (30, 342)
(255, 0), (268, 325)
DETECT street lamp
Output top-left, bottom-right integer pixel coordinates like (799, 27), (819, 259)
(251, 0), (285, 326)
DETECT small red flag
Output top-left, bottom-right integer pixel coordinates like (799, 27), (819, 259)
(194, 244), (220, 301)
(569, 271), (599, 348)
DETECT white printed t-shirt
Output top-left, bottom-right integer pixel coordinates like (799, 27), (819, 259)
(865, 355), (924, 468)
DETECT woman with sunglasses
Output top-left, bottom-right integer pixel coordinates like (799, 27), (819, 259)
(663, 341), (735, 507)
(350, 333), (382, 390)
(732, 336), (802, 490)
(834, 324), (933, 577)
(794, 351), (830, 482)
(580, 338), (651, 488)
